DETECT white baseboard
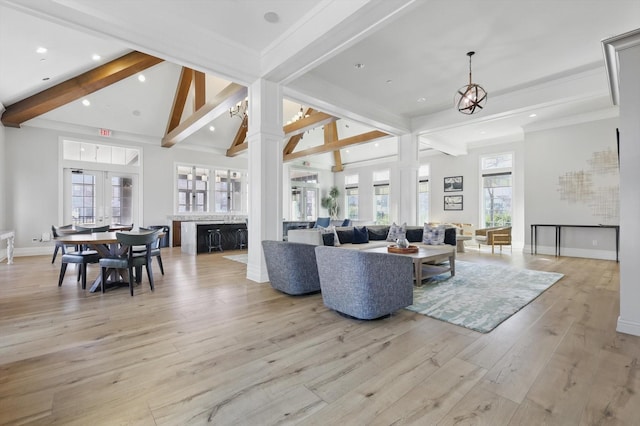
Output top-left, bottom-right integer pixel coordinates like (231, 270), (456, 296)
(13, 247), (52, 257)
(523, 244), (616, 261)
(617, 316), (640, 337)
(246, 262), (269, 283)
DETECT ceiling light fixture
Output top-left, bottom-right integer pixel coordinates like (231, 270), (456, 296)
(229, 98), (248, 120)
(92, 54), (101, 61)
(81, 99), (90, 107)
(454, 51), (488, 115)
(36, 46), (47, 54)
(138, 74), (146, 82)
(529, 113), (537, 117)
(209, 125), (215, 132)
(264, 11), (279, 23)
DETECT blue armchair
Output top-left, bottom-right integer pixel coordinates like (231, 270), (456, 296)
(261, 240), (321, 295)
(314, 246), (414, 319)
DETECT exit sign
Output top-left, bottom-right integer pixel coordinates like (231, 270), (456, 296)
(99, 128), (111, 137)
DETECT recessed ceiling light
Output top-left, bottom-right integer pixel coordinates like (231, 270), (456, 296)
(354, 63), (365, 69)
(345, 150), (350, 153)
(36, 46), (47, 54)
(529, 113), (537, 117)
(417, 97), (426, 103)
(81, 99), (90, 107)
(264, 11), (279, 23)
(92, 54), (101, 61)
(480, 131), (487, 135)
(209, 125), (215, 132)
(374, 143), (379, 147)
(386, 79), (392, 84)
(42, 77), (50, 81)
(138, 74), (146, 82)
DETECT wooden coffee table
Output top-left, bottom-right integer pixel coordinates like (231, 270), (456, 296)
(365, 245), (455, 285)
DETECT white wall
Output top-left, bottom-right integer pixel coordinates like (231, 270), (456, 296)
(4, 125), (247, 252)
(524, 118), (620, 260)
(334, 139), (525, 245)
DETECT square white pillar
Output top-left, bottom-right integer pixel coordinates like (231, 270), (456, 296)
(246, 79), (283, 283)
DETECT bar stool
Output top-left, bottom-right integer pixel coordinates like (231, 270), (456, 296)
(207, 229), (223, 252)
(235, 228), (247, 249)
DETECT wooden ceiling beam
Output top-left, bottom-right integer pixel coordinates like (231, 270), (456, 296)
(284, 130), (388, 162)
(283, 108), (314, 155)
(226, 115), (248, 157)
(283, 111), (337, 138)
(325, 122), (343, 172)
(166, 67), (194, 134)
(194, 71), (206, 110)
(1, 51), (163, 128)
(162, 83), (246, 148)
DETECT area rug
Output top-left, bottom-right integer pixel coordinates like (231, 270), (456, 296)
(406, 261), (564, 333)
(223, 254), (248, 264)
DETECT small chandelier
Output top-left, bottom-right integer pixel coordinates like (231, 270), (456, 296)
(229, 98), (248, 119)
(454, 51), (488, 115)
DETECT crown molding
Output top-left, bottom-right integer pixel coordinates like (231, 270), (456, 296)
(602, 27), (640, 106)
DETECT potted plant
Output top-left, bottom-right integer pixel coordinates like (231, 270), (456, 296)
(321, 186), (340, 219)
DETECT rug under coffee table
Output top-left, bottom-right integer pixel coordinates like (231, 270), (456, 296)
(364, 245), (455, 285)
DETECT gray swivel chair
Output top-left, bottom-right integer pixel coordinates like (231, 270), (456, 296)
(314, 246), (414, 320)
(261, 240), (321, 295)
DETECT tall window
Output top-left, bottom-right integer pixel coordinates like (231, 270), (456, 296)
(373, 170), (390, 225)
(417, 164), (430, 224)
(177, 166), (209, 213)
(290, 170), (318, 220)
(214, 169), (245, 213)
(110, 176), (133, 224)
(344, 174), (359, 220)
(481, 153), (513, 227)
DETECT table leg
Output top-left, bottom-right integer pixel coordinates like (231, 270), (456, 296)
(413, 259), (423, 286)
(449, 254), (455, 277)
(7, 235), (14, 264)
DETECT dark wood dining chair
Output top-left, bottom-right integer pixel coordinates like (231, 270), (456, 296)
(57, 229), (98, 290)
(51, 224), (73, 263)
(99, 231), (159, 296)
(139, 227), (164, 275)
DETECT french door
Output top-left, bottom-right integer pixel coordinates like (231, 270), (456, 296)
(63, 169), (139, 227)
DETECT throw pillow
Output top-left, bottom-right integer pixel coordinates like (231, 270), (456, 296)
(422, 223), (446, 245)
(341, 218), (351, 227)
(444, 227), (457, 246)
(314, 217), (330, 228)
(336, 228), (354, 244)
(352, 226), (369, 244)
(386, 222), (407, 242)
(321, 232), (335, 246)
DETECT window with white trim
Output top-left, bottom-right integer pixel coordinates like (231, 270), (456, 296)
(373, 169), (390, 225)
(418, 164), (430, 224)
(480, 153), (513, 227)
(344, 174), (359, 220)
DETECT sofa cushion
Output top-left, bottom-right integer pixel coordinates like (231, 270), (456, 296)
(352, 226), (369, 244)
(336, 228), (354, 244)
(367, 226), (388, 241)
(423, 224), (446, 245)
(314, 217), (330, 228)
(386, 222), (407, 242)
(444, 227), (457, 245)
(406, 227), (423, 243)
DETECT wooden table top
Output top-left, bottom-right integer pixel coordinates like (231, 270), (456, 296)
(55, 230), (160, 244)
(56, 224), (133, 235)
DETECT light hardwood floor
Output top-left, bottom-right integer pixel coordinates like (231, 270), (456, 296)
(0, 247), (638, 425)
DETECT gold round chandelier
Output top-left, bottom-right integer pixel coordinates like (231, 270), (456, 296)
(454, 51), (488, 115)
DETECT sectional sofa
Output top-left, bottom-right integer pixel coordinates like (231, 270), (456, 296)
(288, 224), (457, 250)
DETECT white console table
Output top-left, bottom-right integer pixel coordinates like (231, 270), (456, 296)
(0, 229), (15, 264)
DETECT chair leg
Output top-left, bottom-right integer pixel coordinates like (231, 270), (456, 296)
(128, 266), (135, 296)
(156, 255), (164, 275)
(77, 265), (82, 282)
(81, 264), (87, 290)
(100, 266), (107, 293)
(146, 264), (155, 291)
(58, 263), (68, 286)
(52, 246), (59, 264)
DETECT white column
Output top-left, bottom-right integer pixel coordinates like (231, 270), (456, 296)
(246, 79), (283, 283)
(396, 133), (419, 225)
(618, 43), (640, 336)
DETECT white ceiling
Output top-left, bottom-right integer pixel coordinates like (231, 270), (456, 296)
(1, 0), (639, 166)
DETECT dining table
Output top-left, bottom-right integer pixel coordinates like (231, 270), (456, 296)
(55, 224), (133, 236)
(55, 230), (158, 293)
